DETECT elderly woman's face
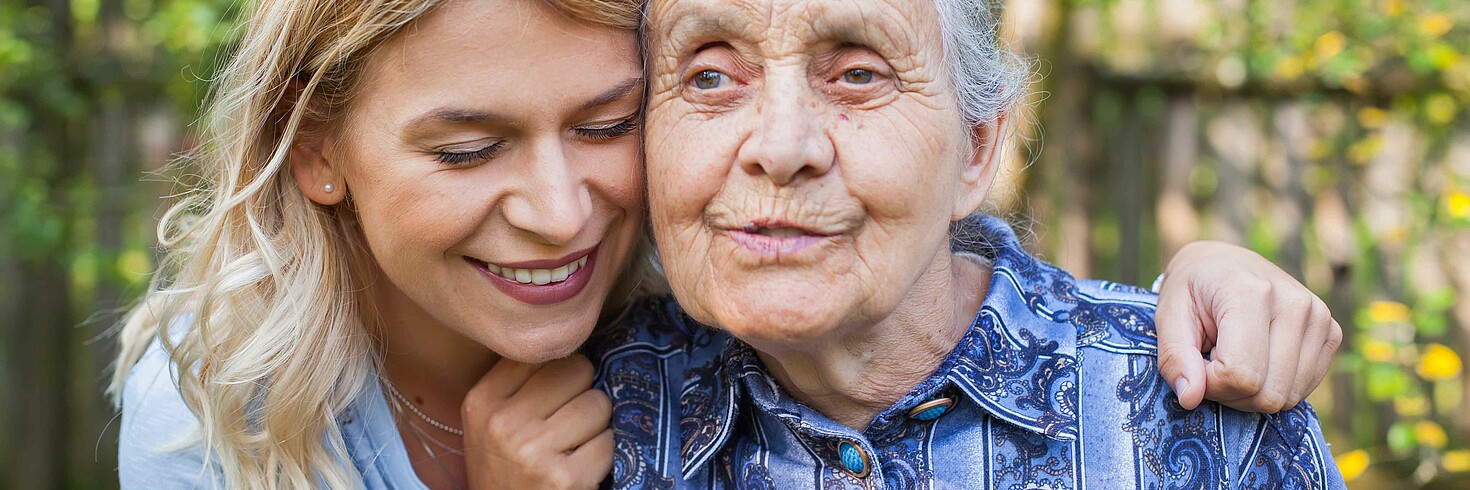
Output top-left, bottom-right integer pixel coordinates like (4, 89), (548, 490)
(644, 0), (983, 345)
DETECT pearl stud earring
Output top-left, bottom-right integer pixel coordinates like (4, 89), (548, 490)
(323, 182), (335, 193)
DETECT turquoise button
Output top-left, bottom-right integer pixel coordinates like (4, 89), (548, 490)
(837, 441), (869, 477)
(907, 398), (955, 421)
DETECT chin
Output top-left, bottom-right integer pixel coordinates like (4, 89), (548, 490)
(487, 321), (595, 363)
(697, 290), (855, 348)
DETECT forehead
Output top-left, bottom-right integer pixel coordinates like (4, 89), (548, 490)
(646, 0), (938, 54)
(357, 0), (639, 111)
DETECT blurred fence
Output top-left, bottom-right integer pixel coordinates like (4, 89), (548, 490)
(0, 0), (1466, 488)
(996, 0), (1470, 487)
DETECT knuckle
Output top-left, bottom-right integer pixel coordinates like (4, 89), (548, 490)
(1254, 389), (1289, 413)
(1213, 358), (1266, 395)
(544, 469), (575, 489)
(569, 356), (596, 383)
(1237, 276), (1275, 299)
(588, 390), (613, 419)
(461, 392), (491, 421)
(485, 412), (521, 440)
(1323, 322), (1344, 351)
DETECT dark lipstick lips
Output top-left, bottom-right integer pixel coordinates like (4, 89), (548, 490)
(466, 244), (599, 306)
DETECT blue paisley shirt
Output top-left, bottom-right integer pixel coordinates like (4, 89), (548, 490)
(587, 215), (1345, 489)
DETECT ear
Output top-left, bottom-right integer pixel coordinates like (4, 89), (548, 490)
(290, 131), (346, 205)
(951, 114), (1006, 221)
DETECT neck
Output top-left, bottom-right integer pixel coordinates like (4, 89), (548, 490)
(755, 251), (990, 429)
(372, 268), (499, 430)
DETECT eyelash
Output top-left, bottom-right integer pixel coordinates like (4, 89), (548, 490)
(574, 117), (640, 141)
(435, 142), (504, 165)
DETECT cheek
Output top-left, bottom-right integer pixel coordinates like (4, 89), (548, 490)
(646, 112), (742, 225)
(836, 110), (964, 223)
(577, 138), (646, 215)
(347, 159), (484, 262)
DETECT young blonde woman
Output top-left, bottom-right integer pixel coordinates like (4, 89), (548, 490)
(113, 0), (1342, 488)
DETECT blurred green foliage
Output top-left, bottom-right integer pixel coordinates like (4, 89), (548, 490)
(1015, 0), (1469, 487)
(0, 0), (1466, 488)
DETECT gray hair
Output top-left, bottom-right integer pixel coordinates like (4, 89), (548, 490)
(933, 0), (1029, 130)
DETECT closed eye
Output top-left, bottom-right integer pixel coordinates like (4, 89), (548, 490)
(574, 116), (640, 141)
(435, 141), (505, 165)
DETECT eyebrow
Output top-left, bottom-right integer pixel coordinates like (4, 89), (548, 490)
(575, 75), (645, 113)
(659, 2), (908, 56)
(403, 76), (644, 129)
(405, 107), (508, 128)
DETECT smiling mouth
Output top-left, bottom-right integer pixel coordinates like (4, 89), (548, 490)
(467, 255), (590, 285)
(725, 222), (836, 256)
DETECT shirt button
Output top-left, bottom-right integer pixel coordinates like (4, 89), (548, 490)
(907, 397), (955, 421)
(837, 440), (871, 478)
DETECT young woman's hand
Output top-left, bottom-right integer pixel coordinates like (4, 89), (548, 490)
(1154, 241), (1343, 413)
(462, 354), (613, 489)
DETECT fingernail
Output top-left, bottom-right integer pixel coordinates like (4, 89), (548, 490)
(1174, 378), (1190, 395)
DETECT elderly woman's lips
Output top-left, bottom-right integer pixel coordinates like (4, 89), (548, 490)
(725, 227), (829, 256)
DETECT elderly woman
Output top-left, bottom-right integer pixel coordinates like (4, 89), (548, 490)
(586, 0), (1346, 487)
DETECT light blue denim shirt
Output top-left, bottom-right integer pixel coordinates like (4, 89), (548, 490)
(586, 215), (1346, 489)
(119, 332), (429, 489)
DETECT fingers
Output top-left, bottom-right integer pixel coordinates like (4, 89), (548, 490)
(1200, 278), (1275, 403)
(1291, 305), (1342, 407)
(507, 355), (597, 419)
(460, 354), (609, 490)
(1154, 274), (1211, 410)
(467, 358), (541, 406)
(545, 389), (613, 451)
(1227, 292), (1309, 413)
(565, 429), (615, 489)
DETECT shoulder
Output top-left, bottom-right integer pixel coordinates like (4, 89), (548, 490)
(118, 330), (222, 488)
(1068, 278), (1162, 354)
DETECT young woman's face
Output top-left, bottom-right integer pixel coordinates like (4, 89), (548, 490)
(324, 0), (644, 362)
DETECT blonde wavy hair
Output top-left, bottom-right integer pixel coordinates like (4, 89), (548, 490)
(108, 0), (647, 487)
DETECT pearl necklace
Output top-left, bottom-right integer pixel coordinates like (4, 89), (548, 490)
(382, 380), (465, 437)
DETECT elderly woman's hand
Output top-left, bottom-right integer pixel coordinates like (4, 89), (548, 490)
(1154, 241), (1343, 413)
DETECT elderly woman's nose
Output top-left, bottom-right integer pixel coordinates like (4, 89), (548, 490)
(501, 141), (592, 245)
(735, 79), (835, 185)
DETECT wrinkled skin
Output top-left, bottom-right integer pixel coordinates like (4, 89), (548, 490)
(640, 0), (1340, 427)
(643, 0), (1005, 425)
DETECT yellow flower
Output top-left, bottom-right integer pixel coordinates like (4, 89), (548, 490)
(1393, 396), (1429, 416)
(1363, 340), (1397, 363)
(1368, 300), (1411, 324)
(1445, 449), (1470, 472)
(1426, 93), (1459, 126)
(1382, 0), (1404, 16)
(1349, 135), (1383, 164)
(1416, 421), (1448, 449)
(1357, 107), (1388, 129)
(1275, 56), (1305, 80)
(1337, 449), (1370, 481)
(1418, 343), (1463, 381)
(1420, 14), (1454, 37)
(1447, 191), (1470, 219)
(1315, 31), (1346, 60)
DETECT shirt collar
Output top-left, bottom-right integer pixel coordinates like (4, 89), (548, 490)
(677, 215), (1084, 478)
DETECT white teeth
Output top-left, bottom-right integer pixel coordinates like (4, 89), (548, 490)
(483, 255), (589, 285)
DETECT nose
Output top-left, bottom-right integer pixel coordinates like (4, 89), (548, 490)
(735, 68), (835, 185)
(501, 138), (592, 245)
